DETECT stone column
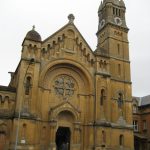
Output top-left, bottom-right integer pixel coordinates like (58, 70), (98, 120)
(49, 120), (57, 150)
(72, 122), (81, 150)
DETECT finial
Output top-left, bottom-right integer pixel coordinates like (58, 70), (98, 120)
(119, 0), (125, 7)
(68, 14), (75, 24)
(32, 25), (35, 30)
(98, 1), (103, 12)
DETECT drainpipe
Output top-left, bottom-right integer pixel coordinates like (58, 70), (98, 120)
(93, 71), (97, 150)
(14, 58), (34, 150)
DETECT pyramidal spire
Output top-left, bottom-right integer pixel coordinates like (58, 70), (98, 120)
(98, 1), (103, 12)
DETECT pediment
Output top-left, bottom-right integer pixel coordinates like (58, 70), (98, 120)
(49, 101), (81, 121)
(41, 22), (95, 66)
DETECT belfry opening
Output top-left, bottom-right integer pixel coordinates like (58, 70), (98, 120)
(56, 127), (71, 150)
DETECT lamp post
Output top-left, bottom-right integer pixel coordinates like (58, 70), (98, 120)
(14, 58), (34, 150)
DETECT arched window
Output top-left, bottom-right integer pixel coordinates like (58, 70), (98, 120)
(133, 104), (138, 113)
(100, 89), (105, 106)
(42, 126), (46, 139)
(25, 76), (32, 95)
(116, 8), (118, 16)
(0, 95), (4, 104)
(119, 9), (121, 17)
(21, 124), (27, 144)
(47, 44), (51, 50)
(42, 48), (46, 53)
(113, 7), (115, 15)
(102, 131), (106, 144)
(118, 93), (123, 108)
(104, 61), (107, 71)
(118, 64), (121, 76)
(22, 124), (27, 139)
(91, 59), (94, 67)
(119, 135), (124, 146)
(117, 44), (120, 55)
(100, 60), (103, 68)
(0, 95), (2, 103)
(133, 120), (138, 132)
(4, 96), (9, 102)
(29, 44), (32, 48)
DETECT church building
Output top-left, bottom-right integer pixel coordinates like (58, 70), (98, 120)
(0, 0), (134, 149)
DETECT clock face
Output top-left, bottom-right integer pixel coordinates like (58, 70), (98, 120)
(100, 19), (105, 28)
(114, 17), (122, 26)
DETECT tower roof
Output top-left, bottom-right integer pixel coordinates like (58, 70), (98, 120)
(25, 26), (41, 42)
(119, 0), (125, 7)
(102, 0), (125, 7)
(98, 1), (103, 12)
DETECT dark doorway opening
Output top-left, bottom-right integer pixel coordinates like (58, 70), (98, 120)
(56, 127), (71, 150)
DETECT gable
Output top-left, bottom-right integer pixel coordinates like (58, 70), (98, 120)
(41, 22), (95, 68)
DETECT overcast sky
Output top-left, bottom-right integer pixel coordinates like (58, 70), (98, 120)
(0, 0), (150, 97)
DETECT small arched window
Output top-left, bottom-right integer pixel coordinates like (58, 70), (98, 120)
(91, 59), (94, 67)
(20, 123), (27, 144)
(100, 60), (103, 68)
(4, 96), (9, 102)
(116, 8), (118, 16)
(0, 95), (2, 103)
(100, 89), (105, 106)
(42, 48), (46, 53)
(113, 7), (115, 15)
(104, 61), (107, 71)
(119, 9), (121, 17)
(118, 64), (121, 76)
(25, 76), (32, 95)
(29, 44), (32, 48)
(118, 93), (123, 108)
(0, 95), (4, 104)
(117, 44), (120, 55)
(102, 130), (106, 144)
(42, 126), (46, 139)
(47, 44), (51, 50)
(133, 104), (138, 113)
(119, 135), (124, 146)
(22, 124), (27, 139)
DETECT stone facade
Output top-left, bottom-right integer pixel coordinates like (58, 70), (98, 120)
(133, 96), (150, 150)
(0, 0), (134, 150)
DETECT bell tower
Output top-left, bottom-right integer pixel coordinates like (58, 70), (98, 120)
(94, 0), (134, 149)
(96, 0), (130, 80)
(97, 0), (128, 51)
(98, 0), (127, 31)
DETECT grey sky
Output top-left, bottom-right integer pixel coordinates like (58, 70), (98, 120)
(0, 0), (150, 97)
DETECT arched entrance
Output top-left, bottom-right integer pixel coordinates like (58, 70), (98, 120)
(49, 108), (80, 149)
(56, 127), (71, 150)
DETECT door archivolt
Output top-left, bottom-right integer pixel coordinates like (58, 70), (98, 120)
(49, 104), (80, 122)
